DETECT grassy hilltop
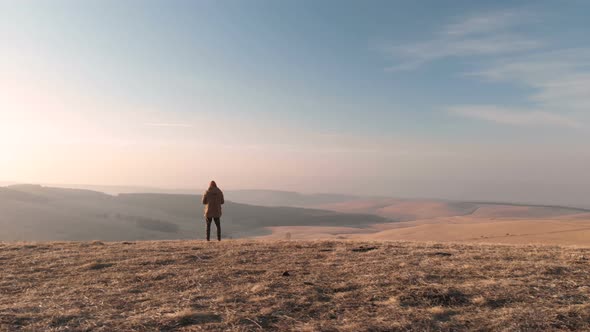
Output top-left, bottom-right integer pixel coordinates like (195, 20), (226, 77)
(1, 240), (590, 331)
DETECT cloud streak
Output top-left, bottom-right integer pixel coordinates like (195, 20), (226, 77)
(451, 48), (590, 128)
(469, 49), (590, 112)
(143, 123), (194, 128)
(448, 105), (582, 128)
(442, 10), (532, 36)
(386, 11), (590, 128)
(385, 11), (541, 71)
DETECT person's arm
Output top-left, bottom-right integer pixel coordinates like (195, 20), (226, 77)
(220, 192), (225, 205)
(202, 192), (208, 204)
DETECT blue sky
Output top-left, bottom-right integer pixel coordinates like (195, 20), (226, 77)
(2, 0), (590, 205)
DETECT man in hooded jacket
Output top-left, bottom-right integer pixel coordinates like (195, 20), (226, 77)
(202, 181), (224, 241)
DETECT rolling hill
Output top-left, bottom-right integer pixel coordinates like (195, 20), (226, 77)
(232, 192), (590, 246)
(223, 189), (361, 208)
(3, 185), (590, 245)
(0, 185), (386, 242)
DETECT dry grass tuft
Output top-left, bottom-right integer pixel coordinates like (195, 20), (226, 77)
(84, 262), (114, 270)
(1, 240), (589, 331)
(163, 309), (222, 329)
(398, 287), (470, 307)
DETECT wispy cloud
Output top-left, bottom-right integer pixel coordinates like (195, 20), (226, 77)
(451, 48), (590, 128)
(143, 123), (194, 128)
(441, 10), (532, 36)
(448, 105), (582, 128)
(469, 49), (590, 112)
(384, 11), (541, 71)
(384, 10), (590, 129)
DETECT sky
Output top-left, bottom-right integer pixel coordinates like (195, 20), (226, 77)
(1, 0), (590, 206)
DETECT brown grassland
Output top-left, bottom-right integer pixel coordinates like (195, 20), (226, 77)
(1, 240), (590, 331)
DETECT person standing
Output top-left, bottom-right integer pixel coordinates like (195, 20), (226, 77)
(202, 181), (224, 241)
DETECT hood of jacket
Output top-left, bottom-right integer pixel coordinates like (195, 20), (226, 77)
(206, 186), (222, 195)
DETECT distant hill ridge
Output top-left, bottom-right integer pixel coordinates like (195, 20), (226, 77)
(0, 185), (387, 242)
(2, 184), (589, 244)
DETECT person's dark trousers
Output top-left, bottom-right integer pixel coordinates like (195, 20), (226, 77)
(206, 217), (221, 241)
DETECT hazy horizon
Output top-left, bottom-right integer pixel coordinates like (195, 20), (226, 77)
(3, 181), (590, 210)
(3, 1), (590, 207)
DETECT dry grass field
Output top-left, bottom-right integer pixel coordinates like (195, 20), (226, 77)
(260, 213), (590, 246)
(1, 240), (590, 331)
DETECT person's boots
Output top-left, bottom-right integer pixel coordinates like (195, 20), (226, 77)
(206, 221), (211, 242)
